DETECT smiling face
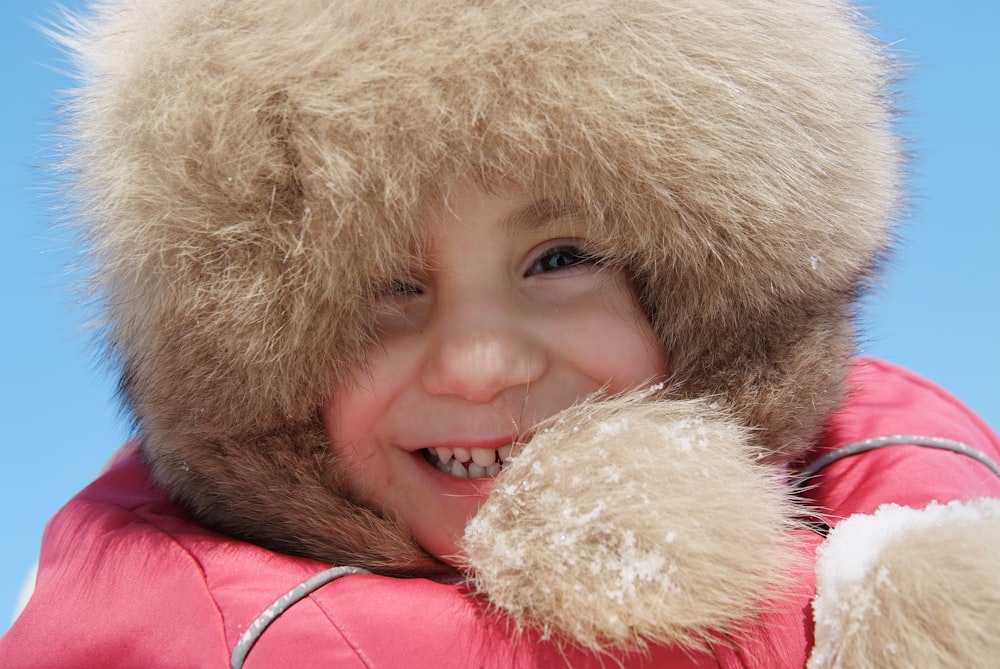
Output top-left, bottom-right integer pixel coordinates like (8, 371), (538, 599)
(321, 181), (668, 566)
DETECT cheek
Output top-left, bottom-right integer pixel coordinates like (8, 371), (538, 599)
(321, 402), (402, 511)
(322, 387), (372, 451)
(322, 346), (402, 445)
(594, 317), (667, 388)
(560, 280), (667, 389)
(321, 375), (392, 493)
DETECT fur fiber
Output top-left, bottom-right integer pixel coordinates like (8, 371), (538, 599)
(809, 499), (1000, 668)
(56, 0), (900, 621)
(58, 0), (899, 576)
(463, 394), (799, 652)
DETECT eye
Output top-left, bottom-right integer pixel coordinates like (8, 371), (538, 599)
(527, 244), (600, 276)
(384, 277), (423, 297)
(372, 277), (426, 333)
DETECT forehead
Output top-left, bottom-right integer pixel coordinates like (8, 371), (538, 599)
(428, 181), (596, 236)
(387, 180), (621, 274)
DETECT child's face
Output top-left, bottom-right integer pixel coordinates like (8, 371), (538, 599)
(322, 182), (667, 566)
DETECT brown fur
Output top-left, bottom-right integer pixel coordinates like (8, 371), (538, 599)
(57, 0), (898, 588)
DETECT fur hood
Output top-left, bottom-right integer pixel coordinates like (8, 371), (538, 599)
(59, 0), (900, 574)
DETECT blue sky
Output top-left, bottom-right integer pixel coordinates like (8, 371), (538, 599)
(2, 0), (998, 629)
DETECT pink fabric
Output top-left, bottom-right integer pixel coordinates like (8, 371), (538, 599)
(802, 358), (1000, 521)
(2, 358), (997, 668)
(0, 444), (721, 668)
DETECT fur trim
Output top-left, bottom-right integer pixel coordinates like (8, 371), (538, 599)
(464, 394), (799, 652)
(809, 499), (1000, 668)
(57, 0), (899, 572)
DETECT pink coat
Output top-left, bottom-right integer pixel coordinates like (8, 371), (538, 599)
(3, 359), (999, 668)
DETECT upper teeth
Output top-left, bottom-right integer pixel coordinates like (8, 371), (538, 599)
(427, 445), (514, 478)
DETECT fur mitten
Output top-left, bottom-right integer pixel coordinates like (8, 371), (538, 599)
(809, 498), (1000, 668)
(463, 393), (798, 652)
(56, 0), (899, 573)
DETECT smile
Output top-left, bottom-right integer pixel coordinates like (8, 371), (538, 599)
(422, 445), (514, 478)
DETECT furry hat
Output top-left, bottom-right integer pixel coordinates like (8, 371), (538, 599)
(59, 0), (899, 574)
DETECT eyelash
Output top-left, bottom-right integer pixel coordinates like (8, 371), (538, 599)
(385, 279), (423, 295)
(380, 243), (601, 298)
(385, 277), (423, 297)
(527, 244), (601, 276)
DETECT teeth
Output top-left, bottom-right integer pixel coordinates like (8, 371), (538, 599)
(471, 448), (496, 467)
(426, 445), (514, 479)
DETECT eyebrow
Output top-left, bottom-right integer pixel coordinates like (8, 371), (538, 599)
(504, 198), (586, 232)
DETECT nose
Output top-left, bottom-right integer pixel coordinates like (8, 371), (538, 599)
(420, 298), (547, 404)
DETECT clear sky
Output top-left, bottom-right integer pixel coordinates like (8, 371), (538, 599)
(2, 0), (998, 629)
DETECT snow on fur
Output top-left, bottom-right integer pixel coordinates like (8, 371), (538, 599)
(463, 394), (798, 652)
(809, 498), (1000, 668)
(56, 0), (898, 575)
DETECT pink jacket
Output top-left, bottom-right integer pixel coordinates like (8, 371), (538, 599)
(3, 359), (999, 668)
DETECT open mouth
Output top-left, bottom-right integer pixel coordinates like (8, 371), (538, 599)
(422, 445), (514, 478)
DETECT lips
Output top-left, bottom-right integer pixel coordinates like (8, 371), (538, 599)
(422, 444), (515, 478)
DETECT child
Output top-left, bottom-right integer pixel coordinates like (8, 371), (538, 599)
(3, 0), (999, 667)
